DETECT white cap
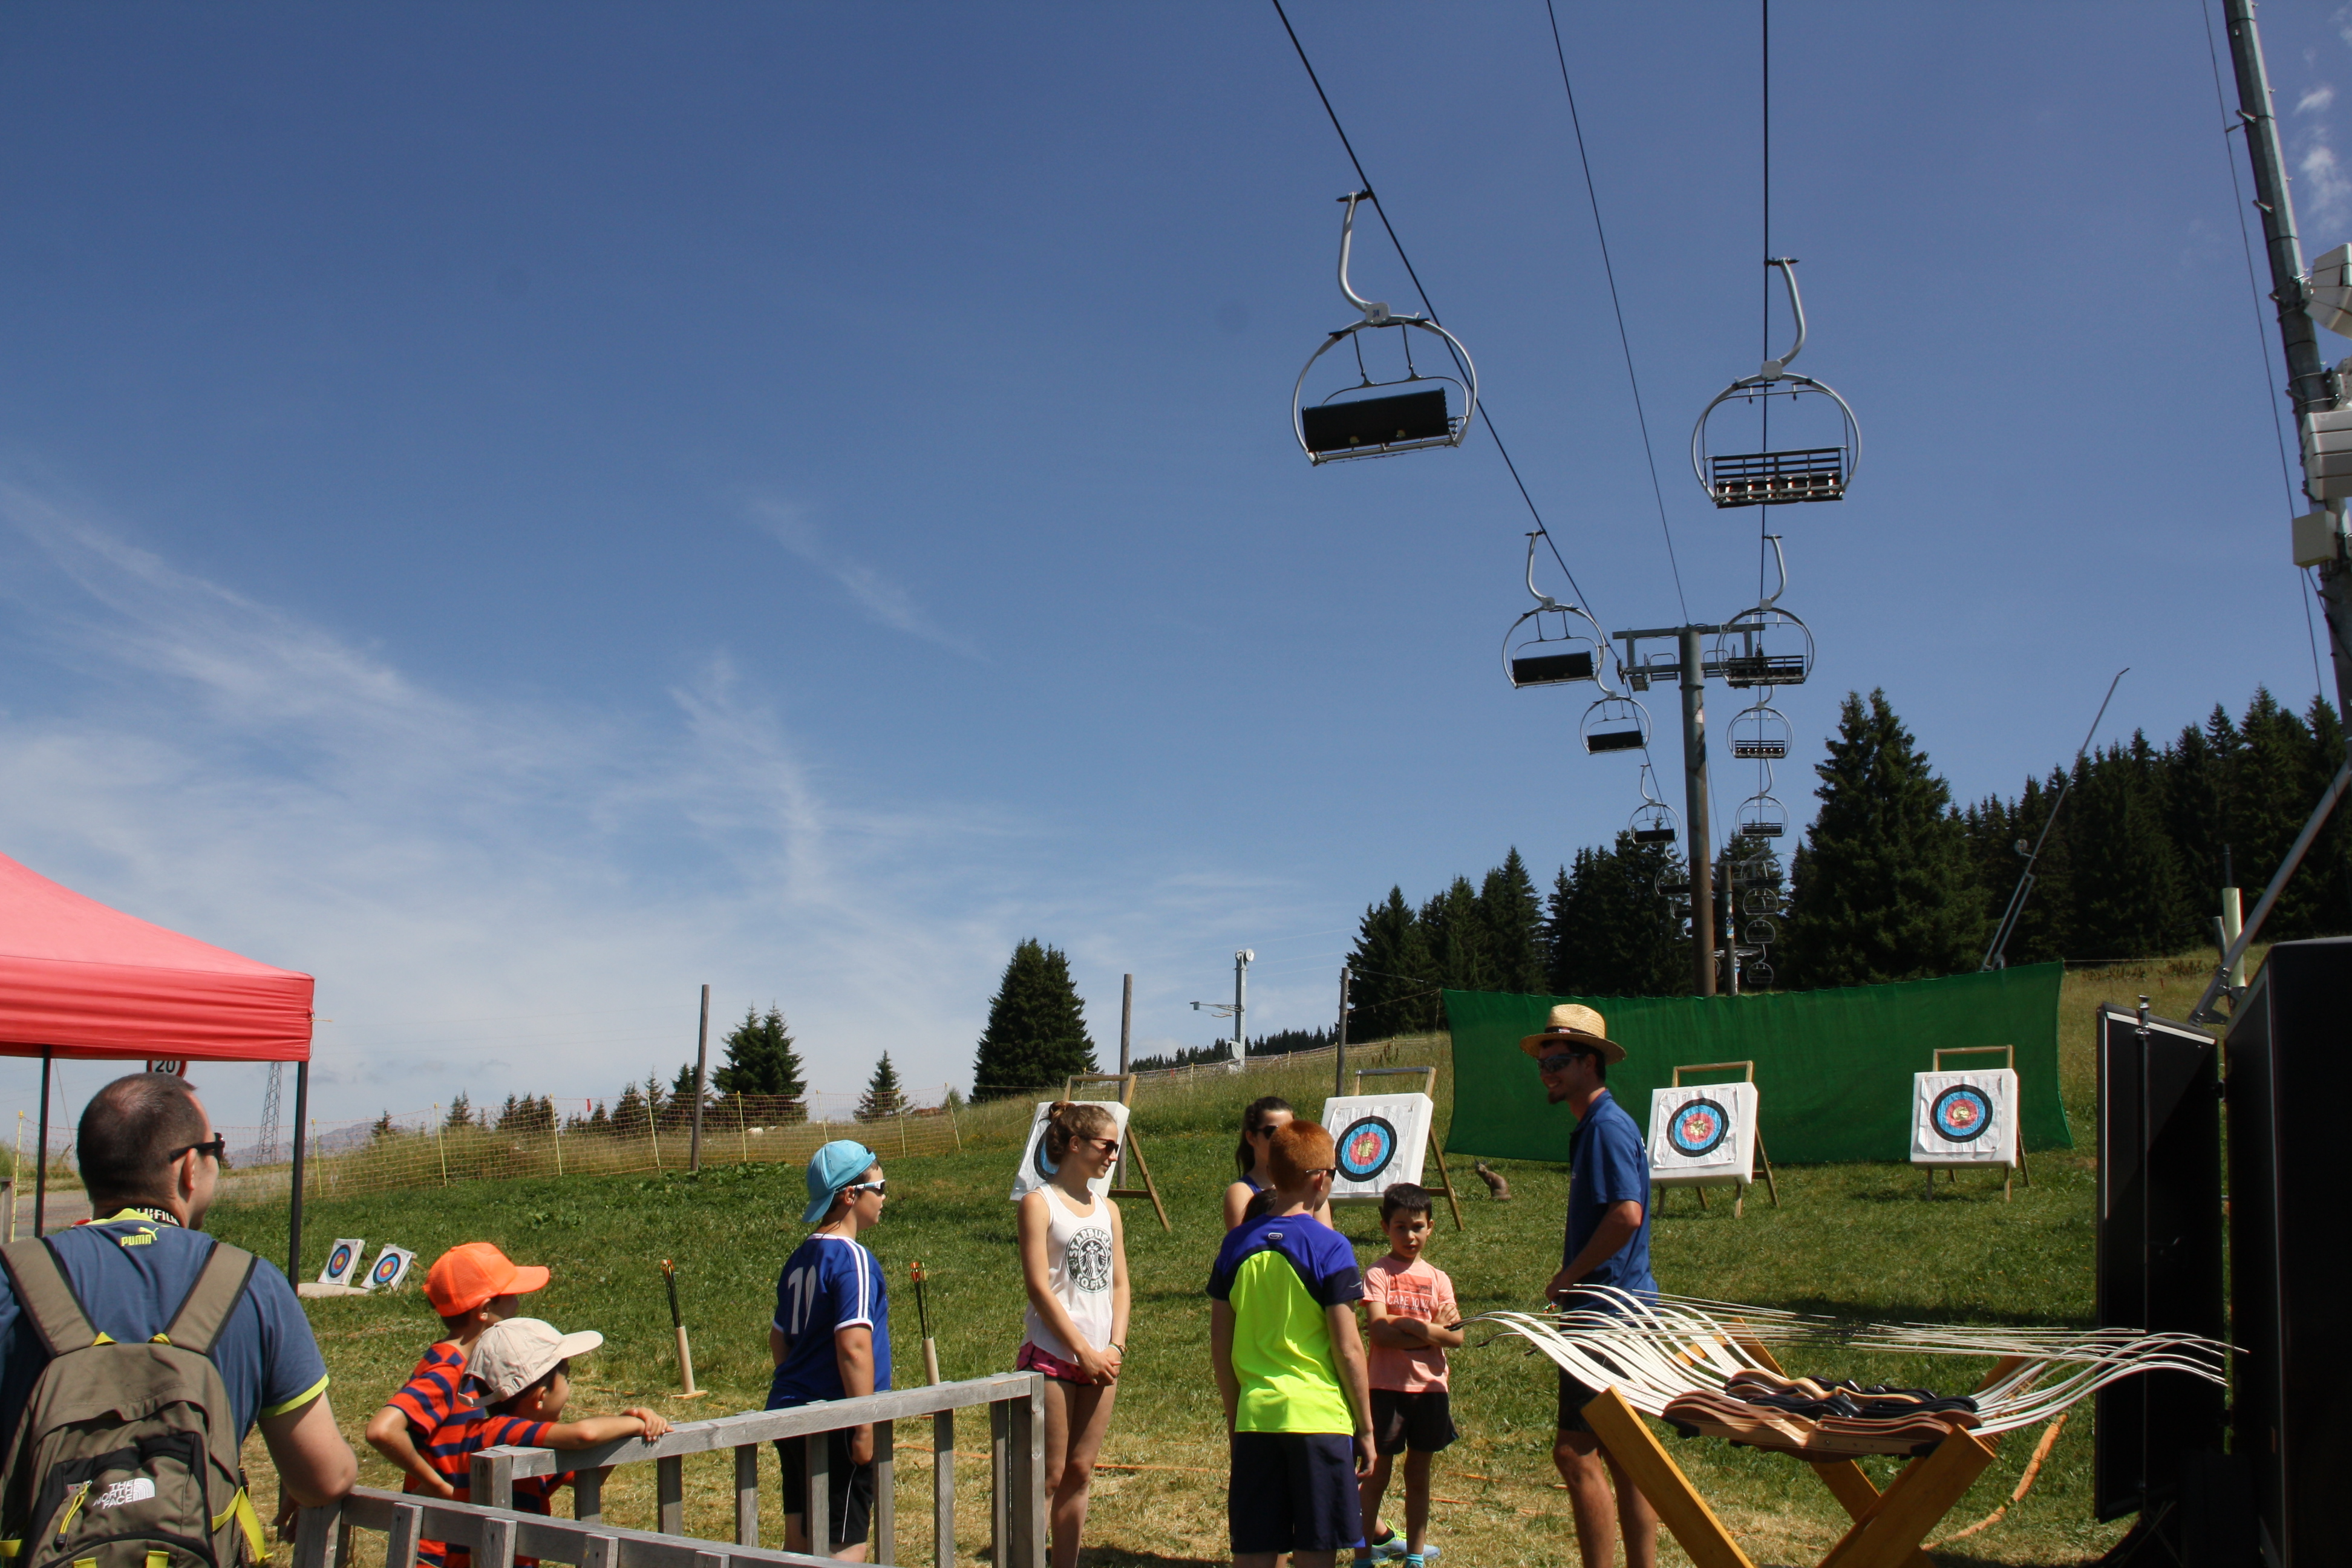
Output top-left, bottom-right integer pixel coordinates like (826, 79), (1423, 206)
(468, 1317), (605, 1401)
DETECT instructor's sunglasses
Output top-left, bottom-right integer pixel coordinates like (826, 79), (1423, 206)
(167, 1136), (229, 1164)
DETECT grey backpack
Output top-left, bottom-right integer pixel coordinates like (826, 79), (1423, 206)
(0, 1236), (269, 1568)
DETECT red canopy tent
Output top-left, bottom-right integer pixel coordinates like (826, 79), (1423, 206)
(0, 851), (315, 1273)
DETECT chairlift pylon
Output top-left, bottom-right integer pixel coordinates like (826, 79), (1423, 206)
(1581, 694), (1650, 755)
(1691, 260), (1859, 507)
(1502, 534), (1610, 690)
(1293, 193), (1478, 463)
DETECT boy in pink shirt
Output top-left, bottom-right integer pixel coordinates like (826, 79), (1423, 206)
(1354, 1184), (1465, 1568)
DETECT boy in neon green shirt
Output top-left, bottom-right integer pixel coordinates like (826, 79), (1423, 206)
(1208, 1119), (1376, 1568)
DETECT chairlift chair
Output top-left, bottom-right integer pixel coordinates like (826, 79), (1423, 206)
(1743, 916), (1780, 948)
(1728, 702), (1791, 761)
(1294, 193), (1478, 463)
(1502, 534), (1608, 688)
(1628, 765), (1679, 844)
(1691, 260), (1859, 507)
(1653, 859), (1691, 899)
(1736, 791), (1788, 840)
(1742, 886), (1783, 916)
(1744, 959), (1775, 988)
(1581, 695), (1650, 755)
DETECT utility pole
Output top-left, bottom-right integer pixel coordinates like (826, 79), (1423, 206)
(1232, 950), (1253, 1059)
(1334, 967), (1351, 1094)
(1118, 975), (1133, 1074)
(687, 984), (710, 1173)
(2226, 0), (2352, 725)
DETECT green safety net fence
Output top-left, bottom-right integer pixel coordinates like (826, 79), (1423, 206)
(1441, 962), (2069, 1166)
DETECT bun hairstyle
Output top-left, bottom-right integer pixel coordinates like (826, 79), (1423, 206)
(1236, 1096), (1295, 1177)
(1044, 1100), (1117, 1164)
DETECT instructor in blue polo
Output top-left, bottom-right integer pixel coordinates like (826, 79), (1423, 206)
(1526, 1004), (1658, 1568)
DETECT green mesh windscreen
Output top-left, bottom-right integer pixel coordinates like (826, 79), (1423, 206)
(1441, 962), (2069, 1165)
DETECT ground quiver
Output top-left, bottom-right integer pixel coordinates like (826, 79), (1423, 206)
(0, 1237), (270, 1568)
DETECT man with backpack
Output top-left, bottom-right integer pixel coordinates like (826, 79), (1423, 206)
(0, 1071), (357, 1568)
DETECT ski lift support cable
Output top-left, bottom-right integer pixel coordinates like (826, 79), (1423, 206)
(1980, 668), (2129, 972)
(1540, 0), (1688, 623)
(1268, 0), (1607, 643)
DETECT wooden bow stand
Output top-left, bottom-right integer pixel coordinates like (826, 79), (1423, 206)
(1577, 1338), (2020, 1568)
(1062, 1073), (1170, 1230)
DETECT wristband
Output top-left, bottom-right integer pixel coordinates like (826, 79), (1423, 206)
(1108, 1342), (1125, 1354)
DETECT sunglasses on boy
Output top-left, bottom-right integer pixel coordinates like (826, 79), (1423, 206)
(842, 1179), (887, 1197)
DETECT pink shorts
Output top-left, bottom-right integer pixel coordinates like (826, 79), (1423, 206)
(1016, 1341), (1092, 1384)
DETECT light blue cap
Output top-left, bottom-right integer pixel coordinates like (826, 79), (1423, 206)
(803, 1140), (880, 1224)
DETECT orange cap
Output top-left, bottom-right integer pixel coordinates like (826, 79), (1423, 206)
(424, 1243), (550, 1316)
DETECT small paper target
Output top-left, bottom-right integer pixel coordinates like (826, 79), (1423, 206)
(1336, 1117), (1399, 1183)
(366, 1246), (416, 1292)
(317, 1238), (365, 1287)
(1668, 1099), (1730, 1158)
(1930, 1086), (1993, 1143)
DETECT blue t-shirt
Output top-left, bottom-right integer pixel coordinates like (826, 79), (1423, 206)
(1561, 1090), (1656, 1303)
(0, 1214), (330, 1446)
(1206, 1211), (1364, 1433)
(766, 1233), (892, 1408)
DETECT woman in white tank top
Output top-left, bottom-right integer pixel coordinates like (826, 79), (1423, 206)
(1016, 1101), (1130, 1568)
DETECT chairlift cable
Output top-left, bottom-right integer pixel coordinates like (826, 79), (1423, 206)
(1269, 0), (1607, 633)
(1540, 0), (1688, 622)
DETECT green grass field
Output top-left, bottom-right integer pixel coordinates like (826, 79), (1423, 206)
(203, 959), (2247, 1568)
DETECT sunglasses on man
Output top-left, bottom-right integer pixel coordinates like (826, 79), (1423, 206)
(166, 1135), (229, 1163)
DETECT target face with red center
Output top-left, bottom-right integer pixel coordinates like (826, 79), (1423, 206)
(1336, 1117), (1399, 1183)
(326, 1243), (355, 1279)
(370, 1252), (407, 1288)
(1930, 1085), (1994, 1143)
(1667, 1099), (1730, 1158)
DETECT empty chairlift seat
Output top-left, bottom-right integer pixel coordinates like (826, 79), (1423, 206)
(1707, 447), (1847, 507)
(1511, 648), (1596, 686)
(1301, 388), (1454, 455)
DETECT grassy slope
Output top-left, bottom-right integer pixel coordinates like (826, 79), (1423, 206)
(210, 961), (2243, 1568)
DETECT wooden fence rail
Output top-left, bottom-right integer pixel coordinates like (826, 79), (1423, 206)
(294, 1373), (1046, 1568)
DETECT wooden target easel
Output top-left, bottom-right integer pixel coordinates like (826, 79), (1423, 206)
(1923, 1045), (2031, 1202)
(1576, 1333), (2021, 1568)
(1062, 1073), (1170, 1231)
(1325, 1065), (1463, 1231)
(1652, 1060), (1780, 1218)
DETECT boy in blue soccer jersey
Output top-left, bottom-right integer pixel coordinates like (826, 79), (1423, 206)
(771, 1140), (892, 1562)
(1209, 1120), (1377, 1568)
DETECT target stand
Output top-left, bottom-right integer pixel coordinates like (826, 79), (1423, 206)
(1649, 1061), (1780, 1219)
(1912, 1046), (2031, 1202)
(1060, 1073), (1171, 1232)
(1320, 1067), (1463, 1231)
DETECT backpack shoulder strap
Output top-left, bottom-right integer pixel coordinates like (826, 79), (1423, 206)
(0, 1237), (99, 1356)
(162, 1241), (256, 1357)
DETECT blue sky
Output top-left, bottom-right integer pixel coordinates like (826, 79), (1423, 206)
(2, 2), (2346, 1134)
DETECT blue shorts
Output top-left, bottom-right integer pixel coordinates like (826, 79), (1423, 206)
(1229, 1432), (1364, 1555)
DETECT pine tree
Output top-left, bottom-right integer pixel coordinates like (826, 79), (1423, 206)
(1347, 887), (1441, 1038)
(586, 1100), (610, 1134)
(2069, 736), (2194, 958)
(1781, 689), (1984, 987)
(1547, 837), (1690, 996)
(857, 1053), (907, 1122)
(612, 1085), (647, 1137)
(670, 1061), (710, 1121)
(1478, 848), (1549, 993)
(371, 1111), (396, 1140)
(971, 939), (1098, 1100)
(712, 1005), (808, 1122)
(1421, 877), (1497, 993)
(495, 1094), (522, 1131)
(444, 1093), (474, 1130)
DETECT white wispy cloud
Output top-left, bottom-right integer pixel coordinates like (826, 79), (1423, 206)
(2302, 84), (2337, 115)
(745, 494), (982, 660)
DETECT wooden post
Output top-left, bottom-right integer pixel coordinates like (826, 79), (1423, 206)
(690, 984), (711, 1173)
(806, 1435), (831, 1561)
(1007, 1384), (1044, 1568)
(874, 1417), (897, 1566)
(988, 1402), (1008, 1568)
(656, 1453), (684, 1535)
(1335, 967), (1350, 1096)
(933, 1408), (956, 1568)
(734, 1443), (760, 1547)
(34, 1046), (50, 1236)
(1576, 1387), (1757, 1568)
(1815, 1431), (1996, 1568)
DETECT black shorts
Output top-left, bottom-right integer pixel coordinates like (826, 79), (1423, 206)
(1370, 1388), (1456, 1455)
(777, 1429), (875, 1549)
(1558, 1368), (1604, 1434)
(1228, 1431), (1365, 1555)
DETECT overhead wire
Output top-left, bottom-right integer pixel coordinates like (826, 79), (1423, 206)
(1267, 0), (1607, 635)
(1540, 0), (1688, 623)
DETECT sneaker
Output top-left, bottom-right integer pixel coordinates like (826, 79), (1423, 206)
(1405, 1555), (1426, 1568)
(1367, 1533), (1404, 1561)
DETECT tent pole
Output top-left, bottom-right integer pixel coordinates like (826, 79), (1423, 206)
(287, 1060), (309, 1278)
(33, 1047), (49, 1236)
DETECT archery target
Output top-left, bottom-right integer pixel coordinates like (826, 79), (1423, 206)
(366, 1245), (417, 1292)
(1318, 1093), (1434, 1201)
(317, 1238), (365, 1287)
(1647, 1083), (1758, 1186)
(1911, 1068), (2019, 1167)
(1007, 1100), (1131, 1203)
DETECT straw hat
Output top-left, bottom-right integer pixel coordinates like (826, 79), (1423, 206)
(1518, 1003), (1626, 1065)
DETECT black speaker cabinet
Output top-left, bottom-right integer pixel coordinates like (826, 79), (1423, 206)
(2227, 936), (2352, 1568)
(2094, 1004), (2225, 1523)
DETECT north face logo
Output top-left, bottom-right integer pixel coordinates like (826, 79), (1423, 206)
(96, 1478), (156, 1509)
